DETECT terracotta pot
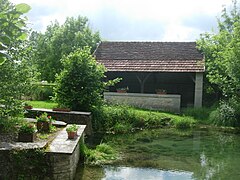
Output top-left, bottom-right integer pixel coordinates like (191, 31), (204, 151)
(117, 90), (127, 93)
(67, 131), (77, 139)
(52, 108), (71, 112)
(24, 105), (33, 110)
(37, 121), (51, 132)
(18, 132), (36, 142)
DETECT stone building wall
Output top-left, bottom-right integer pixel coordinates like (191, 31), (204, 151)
(104, 92), (181, 113)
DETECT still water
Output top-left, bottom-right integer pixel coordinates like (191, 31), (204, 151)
(76, 128), (240, 180)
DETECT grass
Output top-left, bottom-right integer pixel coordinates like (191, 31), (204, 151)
(26, 101), (197, 132)
(25, 100), (57, 109)
(93, 105), (197, 132)
(182, 107), (213, 123)
(83, 143), (117, 165)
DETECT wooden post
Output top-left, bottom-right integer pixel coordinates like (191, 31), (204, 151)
(136, 73), (151, 93)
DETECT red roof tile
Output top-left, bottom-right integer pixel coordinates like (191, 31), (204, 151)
(94, 41), (204, 72)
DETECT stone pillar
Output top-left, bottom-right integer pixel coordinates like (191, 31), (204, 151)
(194, 72), (203, 108)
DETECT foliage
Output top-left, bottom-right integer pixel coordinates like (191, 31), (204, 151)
(0, 116), (23, 132)
(54, 47), (106, 111)
(36, 112), (54, 122)
(84, 143), (117, 165)
(0, 0), (33, 131)
(29, 16), (101, 82)
(66, 124), (78, 132)
(26, 82), (55, 101)
(19, 123), (36, 134)
(92, 104), (196, 133)
(197, 0), (240, 97)
(170, 117), (196, 130)
(209, 98), (240, 127)
(182, 107), (214, 123)
(113, 122), (133, 134)
(0, 0), (30, 64)
(9, 148), (50, 179)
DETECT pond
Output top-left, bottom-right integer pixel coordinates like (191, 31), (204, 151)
(75, 128), (240, 180)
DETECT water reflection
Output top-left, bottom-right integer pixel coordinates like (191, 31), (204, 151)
(103, 166), (192, 180)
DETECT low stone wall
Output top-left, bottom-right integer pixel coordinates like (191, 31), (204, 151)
(26, 108), (92, 135)
(47, 125), (85, 179)
(0, 125), (86, 180)
(104, 92), (181, 113)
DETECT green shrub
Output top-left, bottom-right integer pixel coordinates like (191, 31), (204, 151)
(210, 100), (238, 127)
(54, 47), (106, 111)
(112, 122), (132, 134)
(30, 83), (54, 100)
(171, 117), (196, 130)
(96, 143), (115, 154)
(84, 143), (117, 165)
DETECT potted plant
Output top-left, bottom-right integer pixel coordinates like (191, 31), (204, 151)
(18, 123), (37, 142)
(36, 112), (54, 132)
(116, 86), (129, 93)
(155, 89), (167, 94)
(66, 124), (78, 139)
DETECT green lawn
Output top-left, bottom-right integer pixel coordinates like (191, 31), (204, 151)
(25, 100), (57, 109)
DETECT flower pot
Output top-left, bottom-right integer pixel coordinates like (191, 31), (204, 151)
(52, 108), (71, 112)
(117, 90), (127, 93)
(67, 131), (77, 139)
(37, 121), (51, 132)
(24, 105), (33, 110)
(18, 132), (36, 142)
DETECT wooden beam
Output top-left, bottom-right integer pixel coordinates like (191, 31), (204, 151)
(136, 73), (151, 93)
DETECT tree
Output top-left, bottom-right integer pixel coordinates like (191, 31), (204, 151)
(197, 0), (240, 97)
(54, 47), (106, 111)
(30, 16), (101, 82)
(0, 0), (30, 64)
(0, 0), (31, 130)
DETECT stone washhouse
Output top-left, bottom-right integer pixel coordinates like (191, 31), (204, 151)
(94, 41), (205, 112)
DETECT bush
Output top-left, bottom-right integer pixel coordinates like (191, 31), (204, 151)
(84, 143), (117, 165)
(54, 47), (106, 111)
(210, 99), (239, 127)
(30, 83), (54, 100)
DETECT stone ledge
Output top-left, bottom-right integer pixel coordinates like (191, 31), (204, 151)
(47, 125), (86, 154)
(25, 118), (67, 127)
(0, 141), (47, 151)
(29, 108), (91, 115)
(104, 92), (181, 98)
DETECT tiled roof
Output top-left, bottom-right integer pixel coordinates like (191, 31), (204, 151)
(94, 41), (204, 72)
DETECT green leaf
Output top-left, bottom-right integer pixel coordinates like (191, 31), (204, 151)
(0, 52), (7, 65)
(15, 3), (31, 14)
(17, 32), (28, 41)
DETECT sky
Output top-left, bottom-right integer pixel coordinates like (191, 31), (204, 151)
(10, 0), (233, 41)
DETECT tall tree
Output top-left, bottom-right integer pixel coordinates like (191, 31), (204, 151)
(0, 0), (32, 129)
(197, 0), (240, 97)
(0, 0), (30, 64)
(30, 16), (101, 82)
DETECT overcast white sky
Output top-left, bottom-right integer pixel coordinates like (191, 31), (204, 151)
(10, 0), (233, 41)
